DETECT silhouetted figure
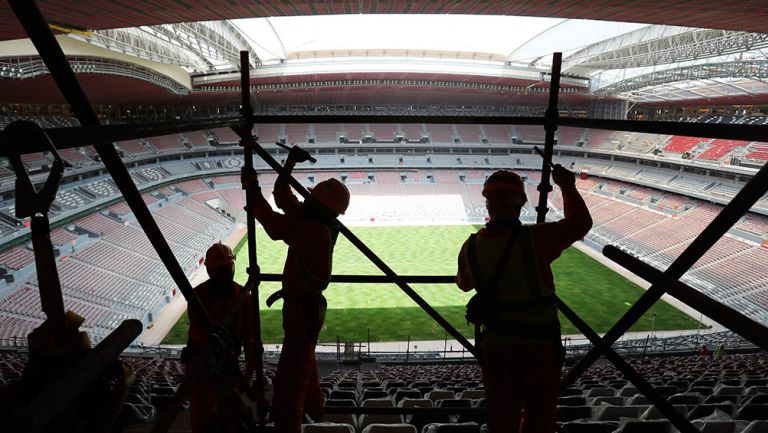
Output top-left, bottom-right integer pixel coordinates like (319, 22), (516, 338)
(699, 344), (711, 358)
(184, 242), (257, 433)
(0, 311), (134, 433)
(456, 166), (592, 433)
(714, 344), (726, 358)
(243, 146), (349, 433)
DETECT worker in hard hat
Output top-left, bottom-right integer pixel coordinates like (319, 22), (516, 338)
(185, 242), (257, 433)
(242, 145), (349, 433)
(456, 166), (592, 433)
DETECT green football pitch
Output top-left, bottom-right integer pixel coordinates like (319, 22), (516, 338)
(162, 225), (703, 344)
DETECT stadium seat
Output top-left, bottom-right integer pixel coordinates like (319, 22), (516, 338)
(745, 388), (768, 398)
(559, 421), (617, 433)
(322, 402), (359, 428)
(436, 398), (472, 423)
(399, 399), (437, 433)
(385, 381), (406, 391)
(737, 404), (768, 421)
(326, 399), (358, 408)
(425, 390), (454, 403)
(626, 394), (650, 405)
(559, 396), (588, 406)
(654, 386), (679, 397)
(689, 404), (736, 420)
(394, 389), (422, 402)
(618, 386), (639, 397)
(457, 390), (484, 400)
(705, 394), (741, 405)
(331, 390), (358, 401)
(359, 398), (402, 431)
(303, 422), (355, 433)
(361, 424), (417, 433)
(361, 390), (390, 401)
(586, 388), (616, 398)
(562, 387), (586, 397)
(613, 420), (671, 433)
(119, 402), (155, 424)
(557, 406), (592, 422)
(591, 403), (640, 421)
(715, 385), (746, 398)
(590, 396), (625, 406)
(422, 422), (480, 433)
(691, 420), (741, 433)
(669, 392), (704, 405)
(689, 386), (715, 397)
(744, 394), (768, 405)
(743, 421), (768, 433)
(638, 405), (690, 421)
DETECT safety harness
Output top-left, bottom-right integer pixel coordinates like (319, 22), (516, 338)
(465, 225), (561, 363)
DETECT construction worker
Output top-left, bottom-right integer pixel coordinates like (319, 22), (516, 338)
(456, 166), (592, 433)
(242, 146), (349, 433)
(185, 242), (257, 433)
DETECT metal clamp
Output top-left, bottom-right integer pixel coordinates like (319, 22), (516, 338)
(5, 120), (65, 218)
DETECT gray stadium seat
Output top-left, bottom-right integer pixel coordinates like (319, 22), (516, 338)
(303, 423), (355, 433)
(613, 420), (671, 433)
(361, 424), (417, 433)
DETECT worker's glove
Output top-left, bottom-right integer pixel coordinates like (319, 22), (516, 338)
(287, 145), (312, 164)
(241, 167), (259, 191)
(552, 164), (576, 189)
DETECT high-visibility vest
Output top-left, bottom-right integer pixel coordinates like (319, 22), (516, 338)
(465, 226), (559, 339)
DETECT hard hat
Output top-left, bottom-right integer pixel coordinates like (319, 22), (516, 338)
(205, 242), (235, 268)
(308, 178), (350, 215)
(482, 170), (526, 203)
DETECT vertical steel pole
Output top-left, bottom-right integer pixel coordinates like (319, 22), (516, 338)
(536, 52), (562, 224)
(238, 51), (267, 423)
(7, 0), (213, 331)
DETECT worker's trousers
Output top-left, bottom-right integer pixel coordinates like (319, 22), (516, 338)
(481, 340), (560, 433)
(272, 305), (324, 433)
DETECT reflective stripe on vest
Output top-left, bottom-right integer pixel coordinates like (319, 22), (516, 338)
(466, 227), (558, 330)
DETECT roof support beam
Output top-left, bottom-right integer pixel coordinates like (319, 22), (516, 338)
(564, 26), (768, 75)
(596, 59), (768, 97)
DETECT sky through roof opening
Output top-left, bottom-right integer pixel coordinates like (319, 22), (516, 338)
(233, 15), (567, 63)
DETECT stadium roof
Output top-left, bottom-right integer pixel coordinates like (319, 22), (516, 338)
(3, 1), (768, 41)
(3, 1), (768, 107)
